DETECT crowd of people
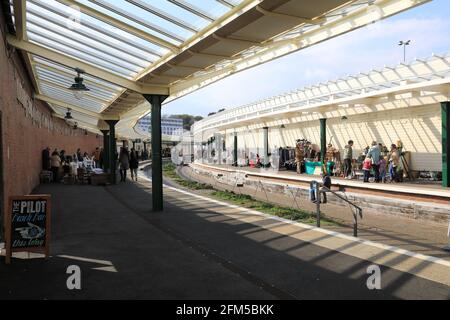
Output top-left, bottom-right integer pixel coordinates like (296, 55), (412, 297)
(42, 145), (146, 183)
(292, 139), (405, 183)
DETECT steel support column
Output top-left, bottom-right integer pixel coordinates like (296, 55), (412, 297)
(263, 127), (269, 167)
(442, 102), (450, 188)
(144, 94), (169, 211)
(105, 120), (119, 184)
(233, 132), (238, 166)
(100, 129), (109, 172)
(320, 118), (327, 165)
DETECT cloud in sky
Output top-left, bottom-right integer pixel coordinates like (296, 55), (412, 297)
(163, 0), (450, 117)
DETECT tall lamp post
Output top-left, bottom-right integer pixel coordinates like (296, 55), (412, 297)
(398, 40), (411, 63)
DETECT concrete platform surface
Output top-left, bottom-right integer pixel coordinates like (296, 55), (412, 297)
(0, 174), (449, 299)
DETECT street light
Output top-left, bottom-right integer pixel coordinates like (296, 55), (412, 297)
(398, 40), (411, 63)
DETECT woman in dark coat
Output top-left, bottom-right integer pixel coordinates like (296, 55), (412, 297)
(129, 148), (139, 182)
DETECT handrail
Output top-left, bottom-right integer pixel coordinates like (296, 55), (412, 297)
(311, 180), (363, 237)
(321, 186), (363, 215)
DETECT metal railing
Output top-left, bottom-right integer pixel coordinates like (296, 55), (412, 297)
(312, 180), (363, 237)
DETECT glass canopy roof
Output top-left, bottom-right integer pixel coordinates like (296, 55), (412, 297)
(5, 0), (430, 137)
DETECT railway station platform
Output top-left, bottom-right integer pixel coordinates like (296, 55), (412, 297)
(187, 163), (450, 225)
(0, 170), (449, 299)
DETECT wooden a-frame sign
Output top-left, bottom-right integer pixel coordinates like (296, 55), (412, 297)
(4, 195), (51, 264)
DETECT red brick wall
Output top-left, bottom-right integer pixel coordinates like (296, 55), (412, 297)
(0, 9), (102, 225)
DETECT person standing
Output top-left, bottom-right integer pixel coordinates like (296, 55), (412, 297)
(92, 147), (101, 168)
(119, 147), (130, 182)
(389, 144), (400, 182)
(362, 157), (372, 183)
(76, 148), (83, 162)
(295, 141), (304, 174)
(379, 156), (387, 183)
(343, 140), (354, 179)
(130, 148), (139, 181)
(367, 141), (381, 182)
(50, 150), (61, 183)
(42, 147), (51, 171)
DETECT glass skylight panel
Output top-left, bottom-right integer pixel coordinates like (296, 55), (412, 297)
(30, 0), (167, 58)
(180, 0), (230, 18)
(26, 22), (143, 75)
(41, 85), (105, 111)
(31, 56), (123, 92)
(76, 0), (185, 46)
(27, 13), (149, 70)
(27, 2), (154, 65)
(27, 31), (140, 78)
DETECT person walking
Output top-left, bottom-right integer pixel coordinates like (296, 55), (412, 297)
(343, 140), (354, 179)
(119, 147), (130, 182)
(50, 150), (61, 183)
(130, 148), (139, 181)
(367, 141), (381, 182)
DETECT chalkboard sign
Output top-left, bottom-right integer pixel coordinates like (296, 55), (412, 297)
(5, 195), (51, 264)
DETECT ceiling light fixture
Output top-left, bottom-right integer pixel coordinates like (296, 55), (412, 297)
(65, 108), (73, 120)
(68, 68), (90, 100)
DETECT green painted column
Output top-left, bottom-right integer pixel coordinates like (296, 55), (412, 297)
(442, 102), (450, 188)
(263, 127), (269, 167)
(105, 120), (119, 184)
(320, 118), (327, 165)
(233, 132), (238, 166)
(144, 94), (168, 211)
(100, 129), (109, 171)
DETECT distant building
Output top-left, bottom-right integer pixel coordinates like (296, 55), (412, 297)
(137, 116), (184, 136)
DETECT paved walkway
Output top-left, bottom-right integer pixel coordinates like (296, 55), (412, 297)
(0, 171), (449, 299)
(179, 166), (450, 260)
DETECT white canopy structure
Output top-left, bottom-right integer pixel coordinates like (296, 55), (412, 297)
(192, 52), (450, 133)
(5, 0), (430, 138)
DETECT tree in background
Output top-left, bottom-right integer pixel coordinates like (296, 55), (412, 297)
(168, 114), (203, 131)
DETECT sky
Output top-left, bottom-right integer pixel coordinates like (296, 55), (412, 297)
(163, 0), (450, 117)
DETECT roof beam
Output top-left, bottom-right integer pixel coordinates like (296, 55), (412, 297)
(91, 0), (184, 44)
(215, 0), (235, 9)
(255, 5), (325, 25)
(7, 35), (170, 95)
(55, 0), (179, 52)
(168, 0), (215, 22)
(52, 113), (102, 134)
(187, 50), (233, 61)
(125, 0), (199, 33)
(13, 0), (26, 40)
(212, 34), (261, 47)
